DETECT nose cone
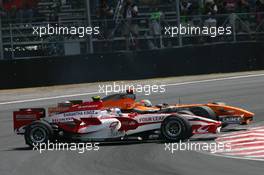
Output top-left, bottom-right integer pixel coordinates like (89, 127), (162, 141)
(244, 111), (254, 118)
(241, 110), (254, 125)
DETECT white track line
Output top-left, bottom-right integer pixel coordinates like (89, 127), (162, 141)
(165, 73), (264, 87)
(1, 73), (264, 105)
(0, 91), (100, 105)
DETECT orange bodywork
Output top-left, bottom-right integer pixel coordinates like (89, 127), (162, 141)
(101, 95), (254, 125)
(176, 103), (254, 124)
(102, 97), (136, 110)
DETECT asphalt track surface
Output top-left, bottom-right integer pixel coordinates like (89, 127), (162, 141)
(0, 72), (264, 175)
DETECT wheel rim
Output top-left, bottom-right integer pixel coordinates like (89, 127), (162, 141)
(165, 121), (182, 137)
(30, 127), (47, 143)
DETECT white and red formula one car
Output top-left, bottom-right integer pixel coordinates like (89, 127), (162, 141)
(13, 100), (222, 147)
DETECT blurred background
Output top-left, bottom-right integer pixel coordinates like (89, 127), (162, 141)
(0, 0), (263, 59)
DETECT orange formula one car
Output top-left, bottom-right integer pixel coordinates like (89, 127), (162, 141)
(100, 90), (254, 126)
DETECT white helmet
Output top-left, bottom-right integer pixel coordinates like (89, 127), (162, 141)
(111, 108), (122, 115)
(140, 99), (152, 107)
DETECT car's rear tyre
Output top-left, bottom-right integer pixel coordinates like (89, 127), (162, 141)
(190, 106), (217, 120)
(161, 115), (192, 142)
(24, 120), (53, 147)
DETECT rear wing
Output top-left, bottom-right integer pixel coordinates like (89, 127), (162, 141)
(13, 108), (45, 134)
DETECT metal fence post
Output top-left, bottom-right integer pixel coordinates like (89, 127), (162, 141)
(10, 24), (14, 59)
(0, 15), (3, 59)
(232, 13), (237, 42)
(176, 0), (182, 47)
(85, 0), (94, 54)
(159, 19), (163, 48)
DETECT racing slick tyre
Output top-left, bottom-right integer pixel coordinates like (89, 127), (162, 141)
(24, 120), (54, 147)
(189, 106), (217, 120)
(161, 115), (192, 142)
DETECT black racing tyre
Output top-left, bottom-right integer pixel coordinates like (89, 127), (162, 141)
(190, 106), (217, 120)
(161, 115), (192, 142)
(24, 120), (53, 147)
(177, 110), (194, 115)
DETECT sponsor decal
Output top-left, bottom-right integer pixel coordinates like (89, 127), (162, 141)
(15, 115), (36, 120)
(138, 115), (165, 123)
(52, 117), (73, 123)
(77, 105), (99, 109)
(63, 110), (98, 117)
(222, 116), (241, 123)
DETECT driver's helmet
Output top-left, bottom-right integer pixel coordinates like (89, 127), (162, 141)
(111, 108), (122, 115)
(92, 96), (101, 102)
(140, 99), (152, 107)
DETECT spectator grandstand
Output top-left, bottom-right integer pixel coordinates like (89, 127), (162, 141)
(0, 0), (263, 59)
